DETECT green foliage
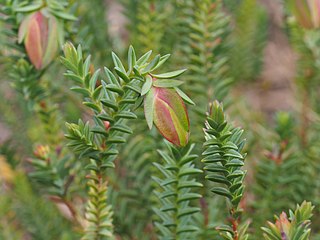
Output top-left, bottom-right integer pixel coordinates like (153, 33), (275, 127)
(192, 198), (224, 239)
(83, 161), (114, 240)
(28, 145), (78, 197)
(262, 201), (314, 240)
(10, 174), (78, 240)
(8, 59), (45, 107)
(202, 101), (247, 239)
(173, 0), (234, 146)
(134, 1), (165, 54)
(222, 0), (243, 13)
(0, 0), (76, 143)
(5, 58), (62, 144)
(123, 0), (173, 55)
(62, 42), (190, 239)
(110, 134), (158, 239)
(228, 0), (268, 82)
(203, 101), (246, 210)
(62, 43), (188, 169)
(76, 0), (112, 64)
(288, 23), (320, 113)
(252, 112), (317, 232)
(2, 0), (320, 239)
(0, 0), (44, 106)
(0, 0), (76, 60)
(177, 0), (233, 108)
(153, 142), (202, 239)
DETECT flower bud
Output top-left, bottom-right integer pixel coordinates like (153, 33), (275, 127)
(291, 0), (320, 29)
(275, 212), (291, 236)
(33, 145), (50, 160)
(18, 10), (59, 69)
(144, 85), (190, 147)
(104, 121), (110, 131)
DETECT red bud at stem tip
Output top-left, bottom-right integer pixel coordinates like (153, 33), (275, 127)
(18, 10), (60, 69)
(144, 81), (190, 147)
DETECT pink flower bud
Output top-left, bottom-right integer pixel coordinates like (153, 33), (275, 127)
(18, 10), (59, 69)
(33, 145), (50, 160)
(104, 121), (110, 131)
(144, 84), (190, 147)
(275, 212), (291, 237)
(291, 0), (320, 29)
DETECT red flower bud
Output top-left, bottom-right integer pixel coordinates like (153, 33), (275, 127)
(18, 10), (60, 69)
(144, 84), (190, 147)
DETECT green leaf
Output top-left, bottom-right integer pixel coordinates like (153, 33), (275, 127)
(144, 87), (155, 129)
(100, 162), (115, 169)
(153, 54), (171, 71)
(153, 80), (183, 88)
(178, 168), (202, 177)
(110, 124), (133, 134)
(115, 67), (130, 83)
(76, 45), (83, 63)
(123, 84), (141, 94)
(127, 45), (136, 74)
(91, 126), (108, 136)
(106, 137), (126, 144)
(141, 75), (153, 96)
(60, 57), (78, 73)
(115, 111), (137, 120)
(105, 84), (124, 95)
(92, 85), (103, 100)
(15, 3), (42, 12)
(224, 149), (244, 159)
(70, 86), (90, 96)
(141, 54), (160, 74)
(83, 102), (101, 112)
(206, 174), (231, 185)
(174, 88), (195, 105)
(118, 98), (136, 105)
(225, 159), (244, 167)
(89, 69), (101, 92)
(137, 50), (152, 66)
(84, 55), (91, 75)
(97, 114), (114, 123)
(101, 99), (118, 111)
(63, 43), (78, 67)
(112, 52), (126, 74)
(210, 187), (232, 199)
(104, 67), (120, 86)
(177, 208), (200, 218)
(151, 69), (187, 79)
(64, 72), (83, 83)
(133, 96), (144, 110)
(49, 10), (77, 21)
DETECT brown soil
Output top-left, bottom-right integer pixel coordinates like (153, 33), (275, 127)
(245, 0), (297, 114)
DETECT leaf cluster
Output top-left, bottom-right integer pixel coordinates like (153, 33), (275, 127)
(153, 142), (203, 240)
(262, 201), (314, 240)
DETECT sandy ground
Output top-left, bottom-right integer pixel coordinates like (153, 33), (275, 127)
(245, 0), (296, 114)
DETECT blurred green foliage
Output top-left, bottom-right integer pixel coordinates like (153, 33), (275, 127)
(0, 0), (320, 239)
